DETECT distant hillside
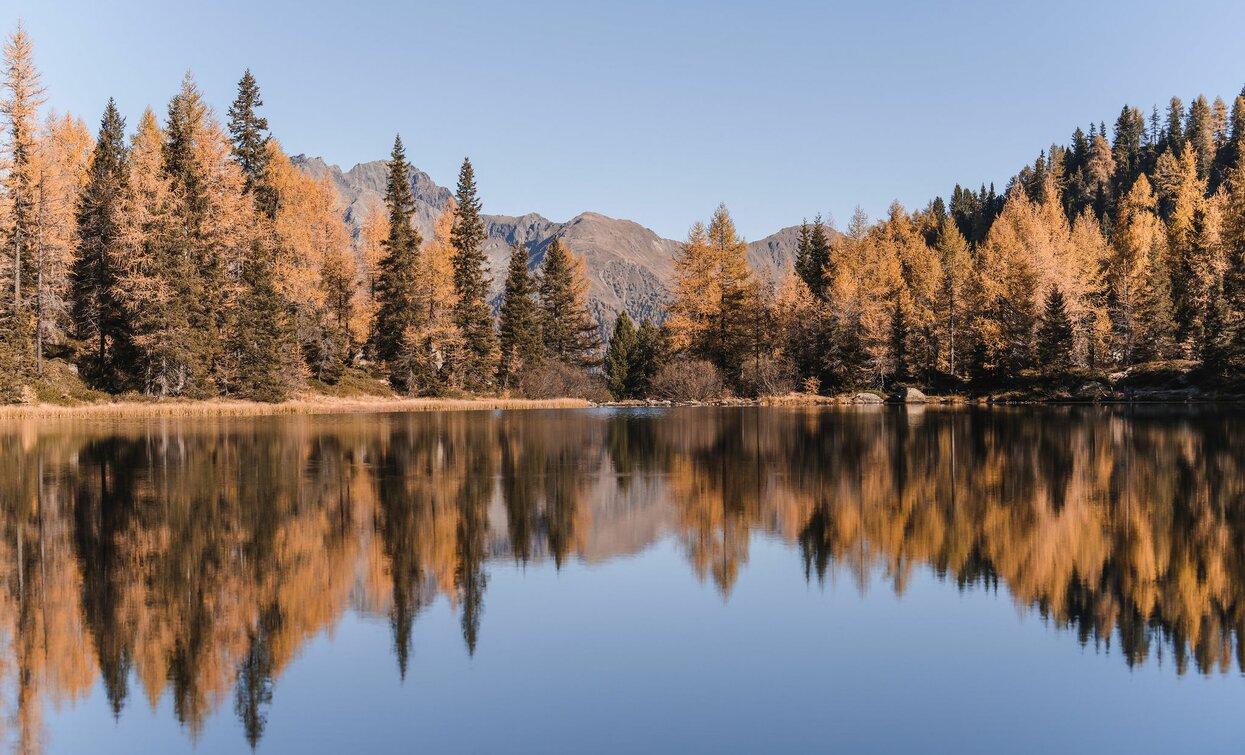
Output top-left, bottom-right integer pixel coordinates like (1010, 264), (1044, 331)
(292, 155), (824, 327)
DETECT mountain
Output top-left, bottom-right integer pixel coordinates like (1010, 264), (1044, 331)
(292, 155), (823, 327)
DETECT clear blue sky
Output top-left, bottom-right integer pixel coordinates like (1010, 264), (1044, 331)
(9, 0), (1245, 240)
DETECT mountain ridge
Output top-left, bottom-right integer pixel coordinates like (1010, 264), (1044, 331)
(292, 154), (825, 326)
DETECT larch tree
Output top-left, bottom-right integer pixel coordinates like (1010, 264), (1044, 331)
(935, 220), (971, 376)
(705, 203), (755, 380)
(370, 135), (426, 392)
(267, 140), (352, 382)
(449, 157), (497, 391)
(32, 112), (92, 374)
(0, 22), (44, 390)
(969, 190), (1040, 377)
(1108, 175), (1165, 363)
(538, 236), (600, 367)
(400, 200), (467, 394)
(72, 98), (131, 389)
(497, 242), (542, 389)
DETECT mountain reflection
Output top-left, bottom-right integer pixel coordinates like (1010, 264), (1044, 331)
(0, 405), (1243, 750)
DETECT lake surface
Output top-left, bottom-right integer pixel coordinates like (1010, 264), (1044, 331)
(0, 405), (1243, 753)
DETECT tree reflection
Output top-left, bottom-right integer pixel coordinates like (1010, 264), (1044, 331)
(0, 405), (1242, 750)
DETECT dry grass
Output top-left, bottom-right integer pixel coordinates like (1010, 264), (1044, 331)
(0, 395), (593, 421)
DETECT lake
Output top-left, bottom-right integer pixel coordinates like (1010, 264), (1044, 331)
(0, 405), (1242, 753)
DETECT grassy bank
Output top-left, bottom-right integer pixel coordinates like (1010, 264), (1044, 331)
(0, 395), (593, 421)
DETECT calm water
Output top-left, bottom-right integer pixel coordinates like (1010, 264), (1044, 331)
(0, 405), (1243, 753)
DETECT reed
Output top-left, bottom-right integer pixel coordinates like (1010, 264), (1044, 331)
(0, 396), (593, 421)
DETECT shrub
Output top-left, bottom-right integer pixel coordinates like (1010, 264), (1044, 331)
(737, 354), (795, 398)
(651, 359), (724, 402)
(520, 361), (610, 401)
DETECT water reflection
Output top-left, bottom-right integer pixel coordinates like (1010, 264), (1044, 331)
(0, 405), (1243, 750)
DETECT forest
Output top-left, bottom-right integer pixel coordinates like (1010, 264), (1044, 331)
(2, 22), (1245, 404)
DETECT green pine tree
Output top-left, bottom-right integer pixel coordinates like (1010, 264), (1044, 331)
(497, 243), (542, 389)
(370, 135), (426, 391)
(72, 98), (132, 390)
(232, 243), (292, 401)
(889, 300), (910, 383)
(538, 236), (601, 367)
(162, 75), (220, 396)
(631, 318), (667, 398)
(1137, 260), (1178, 361)
(605, 311), (637, 399)
(449, 157), (498, 391)
(227, 69), (275, 218)
(226, 71), (293, 400)
(1037, 285), (1074, 371)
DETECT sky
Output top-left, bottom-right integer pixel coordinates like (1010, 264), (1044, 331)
(7, 0), (1245, 241)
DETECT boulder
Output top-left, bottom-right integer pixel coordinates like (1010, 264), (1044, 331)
(854, 392), (884, 404)
(903, 387), (927, 403)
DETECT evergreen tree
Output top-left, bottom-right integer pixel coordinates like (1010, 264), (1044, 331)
(1136, 260), (1178, 361)
(161, 74), (228, 396)
(227, 69), (274, 217)
(72, 98), (131, 389)
(226, 71), (293, 400)
(497, 242), (542, 389)
(889, 298), (910, 383)
(370, 135), (426, 391)
(605, 311), (638, 399)
(1187, 95), (1214, 180)
(232, 242), (291, 401)
(538, 236), (600, 366)
(631, 318), (666, 397)
(1166, 97), (1186, 154)
(795, 215), (831, 297)
(449, 157), (498, 391)
(1037, 285), (1074, 371)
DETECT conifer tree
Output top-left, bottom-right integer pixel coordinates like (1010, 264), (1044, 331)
(227, 69), (274, 217)
(888, 297), (910, 383)
(160, 73), (240, 396)
(227, 71), (293, 400)
(632, 318), (666, 398)
(0, 22), (44, 392)
(1220, 140), (1245, 369)
(1037, 285), (1074, 371)
(117, 109), (199, 397)
(795, 215), (831, 298)
(538, 236), (600, 366)
(936, 220), (971, 376)
(232, 241), (290, 401)
(1136, 259), (1177, 361)
(497, 243), (542, 390)
(605, 311), (637, 399)
(370, 135), (426, 391)
(1108, 175), (1164, 363)
(71, 98), (131, 389)
(449, 157), (498, 391)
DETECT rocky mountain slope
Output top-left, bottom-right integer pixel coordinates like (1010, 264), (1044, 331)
(293, 155), (823, 326)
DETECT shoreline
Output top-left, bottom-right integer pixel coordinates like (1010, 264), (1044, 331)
(4, 390), (1242, 421)
(0, 395), (594, 421)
